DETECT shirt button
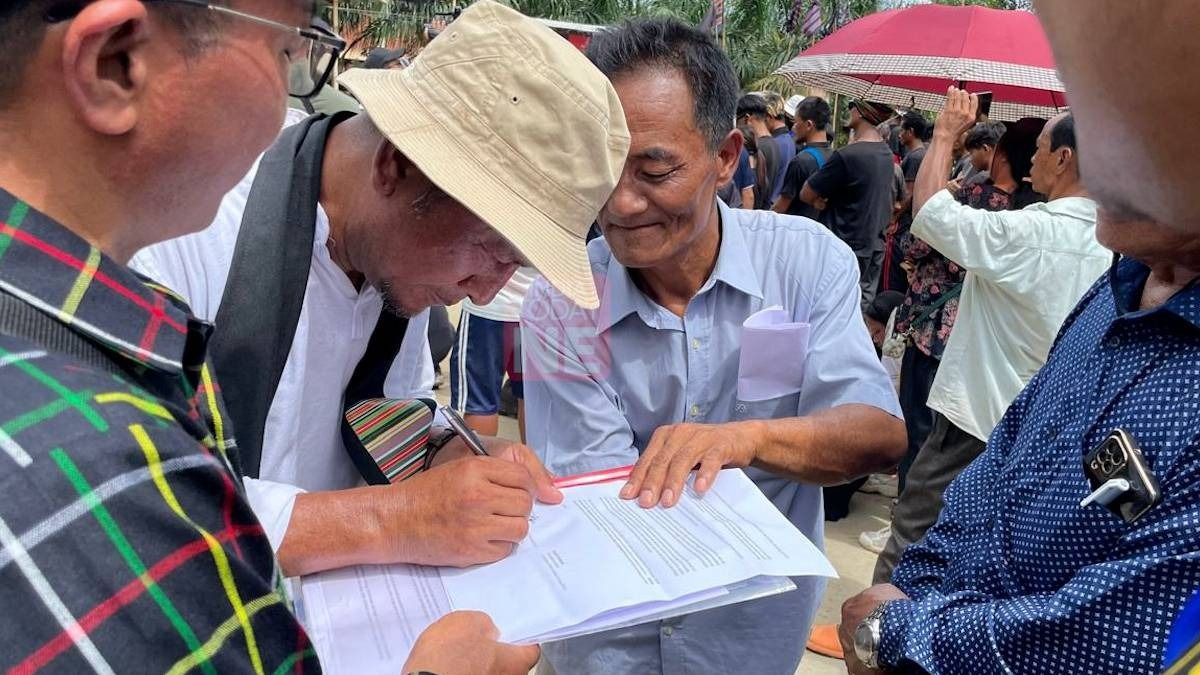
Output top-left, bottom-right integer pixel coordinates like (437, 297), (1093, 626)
(662, 626), (674, 637)
(691, 338), (701, 350)
(1106, 336), (1121, 348)
(690, 405), (701, 417)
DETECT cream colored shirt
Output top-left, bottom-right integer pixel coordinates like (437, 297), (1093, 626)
(912, 190), (1111, 442)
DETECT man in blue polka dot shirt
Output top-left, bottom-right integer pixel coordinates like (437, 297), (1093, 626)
(840, 72), (1200, 675)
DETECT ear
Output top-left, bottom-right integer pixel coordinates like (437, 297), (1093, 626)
(372, 139), (407, 197)
(61, 0), (151, 136)
(714, 128), (743, 187)
(1056, 147), (1075, 175)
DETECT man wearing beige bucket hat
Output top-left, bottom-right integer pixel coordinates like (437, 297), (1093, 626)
(133, 0), (629, 592)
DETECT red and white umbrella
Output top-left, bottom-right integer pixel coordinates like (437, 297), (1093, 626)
(774, 4), (1066, 122)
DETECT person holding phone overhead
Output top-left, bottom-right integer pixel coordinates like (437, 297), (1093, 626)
(866, 114), (1051, 588)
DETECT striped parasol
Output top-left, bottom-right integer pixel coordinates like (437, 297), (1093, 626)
(774, 4), (1067, 122)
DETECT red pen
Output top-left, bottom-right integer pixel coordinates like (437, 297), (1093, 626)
(552, 464), (635, 489)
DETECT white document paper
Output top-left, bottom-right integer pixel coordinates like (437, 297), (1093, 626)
(736, 305), (810, 401)
(297, 469), (836, 674)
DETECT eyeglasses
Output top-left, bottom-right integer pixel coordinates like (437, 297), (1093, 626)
(44, 0), (347, 99)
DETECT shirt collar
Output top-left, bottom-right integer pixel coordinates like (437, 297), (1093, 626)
(0, 188), (191, 372)
(1037, 195), (1098, 219)
(597, 201), (764, 333)
(1108, 255), (1200, 330)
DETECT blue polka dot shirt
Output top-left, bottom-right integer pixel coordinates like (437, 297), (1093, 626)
(880, 258), (1200, 674)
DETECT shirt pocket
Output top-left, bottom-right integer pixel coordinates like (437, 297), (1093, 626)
(735, 308), (810, 403)
(732, 392), (802, 421)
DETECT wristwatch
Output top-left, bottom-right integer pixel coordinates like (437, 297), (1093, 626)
(423, 426), (460, 470)
(853, 601), (891, 669)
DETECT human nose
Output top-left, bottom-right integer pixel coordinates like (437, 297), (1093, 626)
(463, 261), (519, 305)
(605, 171), (648, 221)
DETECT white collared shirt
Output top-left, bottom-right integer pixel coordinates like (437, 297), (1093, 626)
(461, 267), (537, 322)
(131, 111), (434, 552)
(912, 190), (1111, 441)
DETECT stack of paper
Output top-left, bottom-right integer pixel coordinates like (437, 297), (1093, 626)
(296, 469), (836, 674)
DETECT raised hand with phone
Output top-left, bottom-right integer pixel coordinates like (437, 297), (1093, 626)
(911, 87), (979, 218)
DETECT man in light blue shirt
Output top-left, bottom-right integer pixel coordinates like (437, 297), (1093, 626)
(521, 18), (906, 675)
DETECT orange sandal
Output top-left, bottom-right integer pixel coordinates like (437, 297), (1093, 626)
(805, 623), (845, 660)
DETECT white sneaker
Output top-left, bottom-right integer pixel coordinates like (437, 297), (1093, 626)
(858, 525), (891, 554)
(859, 473), (899, 498)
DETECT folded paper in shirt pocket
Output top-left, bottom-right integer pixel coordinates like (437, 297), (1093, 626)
(736, 305), (810, 402)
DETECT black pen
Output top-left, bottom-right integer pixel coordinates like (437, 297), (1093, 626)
(438, 405), (490, 457)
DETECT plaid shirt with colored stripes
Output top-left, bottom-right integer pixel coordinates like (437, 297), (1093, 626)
(0, 189), (319, 673)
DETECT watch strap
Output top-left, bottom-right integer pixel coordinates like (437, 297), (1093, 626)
(858, 601), (892, 669)
(423, 426), (460, 470)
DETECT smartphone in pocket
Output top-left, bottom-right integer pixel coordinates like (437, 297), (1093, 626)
(1082, 429), (1162, 523)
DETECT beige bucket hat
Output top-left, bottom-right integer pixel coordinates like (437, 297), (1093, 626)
(339, 0), (629, 309)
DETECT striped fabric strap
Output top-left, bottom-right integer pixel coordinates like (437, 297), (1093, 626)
(344, 398), (434, 483)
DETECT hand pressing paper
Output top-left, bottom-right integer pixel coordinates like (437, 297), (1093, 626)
(296, 469), (835, 674)
(736, 305), (810, 401)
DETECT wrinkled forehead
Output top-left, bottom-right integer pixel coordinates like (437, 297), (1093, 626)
(612, 68), (706, 152)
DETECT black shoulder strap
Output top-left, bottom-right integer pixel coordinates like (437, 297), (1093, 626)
(209, 112), (353, 478)
(0, 290), (124, 377)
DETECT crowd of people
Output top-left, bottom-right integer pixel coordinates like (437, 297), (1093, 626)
(1, 0), (1199, 674)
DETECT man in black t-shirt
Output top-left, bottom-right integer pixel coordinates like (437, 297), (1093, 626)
(774, 96), (833, 221)
(800, 100), (896, 302)
(897, 111), (929, 228)
(882, 111), (930, 294)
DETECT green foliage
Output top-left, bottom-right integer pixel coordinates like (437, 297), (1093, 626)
(321, 1), (460, 55)
(325, 0), (882, 91)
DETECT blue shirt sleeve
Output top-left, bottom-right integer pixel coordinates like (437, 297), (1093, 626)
(882, 422), (1200, 674)
(794, 240), (903, 419)
(520, 277), (640, 476)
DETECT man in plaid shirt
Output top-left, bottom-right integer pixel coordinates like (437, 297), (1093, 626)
(0, 1), (535, 672)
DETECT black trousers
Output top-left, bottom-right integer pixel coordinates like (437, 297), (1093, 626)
(824, 477), (870, 522)
(896, 345), (940, 493)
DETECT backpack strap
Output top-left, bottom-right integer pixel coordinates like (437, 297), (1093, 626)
(802, 145), (827, 169)
(209, 111), (353, 478)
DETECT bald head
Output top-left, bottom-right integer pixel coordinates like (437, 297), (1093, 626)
(1035, 0), (1200, 232)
